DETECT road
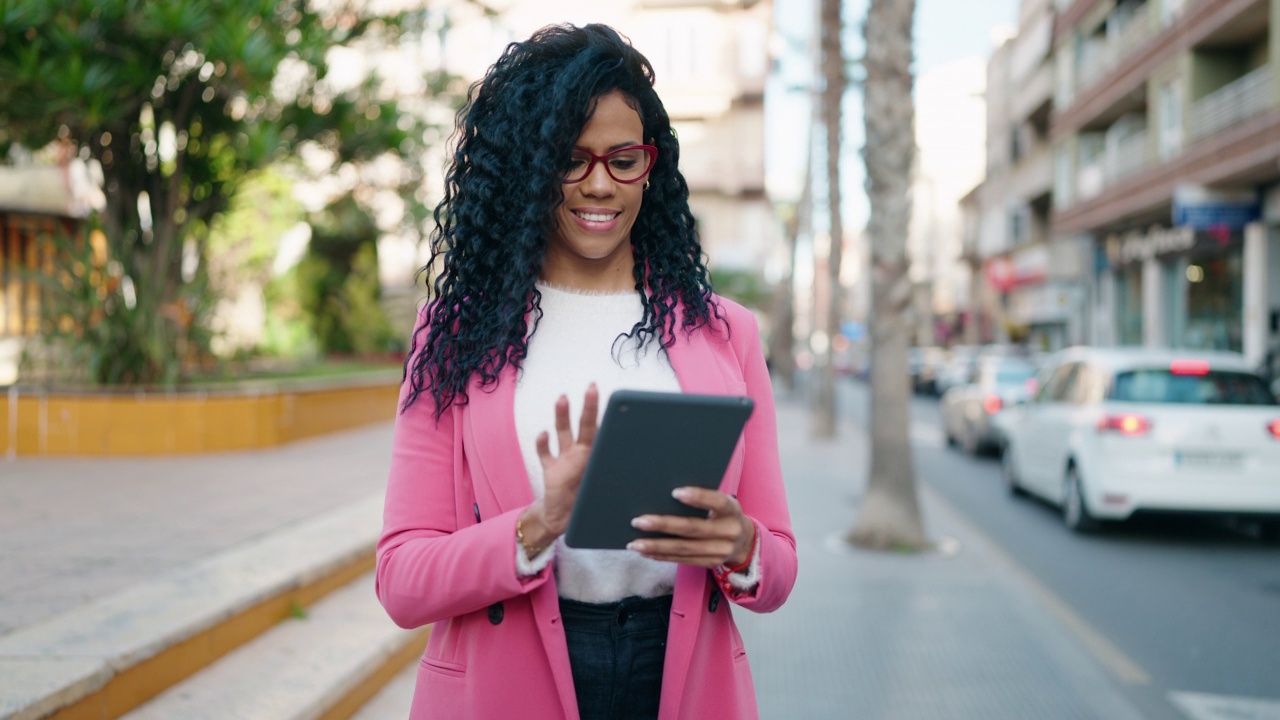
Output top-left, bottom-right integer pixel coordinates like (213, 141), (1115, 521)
(838, 378), (1280, 720)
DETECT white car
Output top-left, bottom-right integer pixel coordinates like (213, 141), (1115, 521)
(998, 347), (1280, 535)
(941, 355), (1039, 455)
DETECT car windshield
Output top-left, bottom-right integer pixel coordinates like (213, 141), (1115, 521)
(994, 363), (1037, 386)
(1110, 369), (1279, 405)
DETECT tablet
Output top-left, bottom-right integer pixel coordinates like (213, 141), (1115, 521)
(563, 389), (754, 550)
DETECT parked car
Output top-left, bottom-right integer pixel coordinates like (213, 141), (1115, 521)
(940, 355), (1039, 455)
(998, 347), (1280, 534)
(909, 346), (947, 395)
(933, 345), (981, 397)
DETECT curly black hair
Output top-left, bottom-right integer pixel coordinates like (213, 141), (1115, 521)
(403, 23), (723, 417)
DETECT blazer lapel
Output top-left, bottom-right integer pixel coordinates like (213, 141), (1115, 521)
(461, 365), (532, 516)
(659, 315), (729, 716)
(666, 314), (730, 396)
(462, 366), (581, 718)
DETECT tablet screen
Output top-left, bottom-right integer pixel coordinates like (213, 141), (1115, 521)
(563, 389), (753, 550)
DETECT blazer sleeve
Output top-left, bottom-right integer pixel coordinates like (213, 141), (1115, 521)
(375, 323), (551, 630)
(723, 304), (798, 614)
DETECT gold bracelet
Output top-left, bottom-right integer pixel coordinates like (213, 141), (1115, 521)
(516, 513), (549, 557)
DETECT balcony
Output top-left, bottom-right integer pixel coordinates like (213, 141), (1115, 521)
(1074, 2), (1156, 95)
(1066, 125), (1152, 208)
(1187, 65), (1274, 142)
(1106, 129), (1152, 184)
(1013, 62), (1055, 124)
(1011, 145), (1054, 200)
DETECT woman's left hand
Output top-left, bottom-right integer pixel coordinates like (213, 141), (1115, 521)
(626, 487), (755, 568)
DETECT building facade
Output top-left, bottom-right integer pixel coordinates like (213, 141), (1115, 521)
(972, 0), (1092, 353)
(1050, 0), (1280, 372)
(970, 0), (1280, 371)
(0, 157), (101, 385)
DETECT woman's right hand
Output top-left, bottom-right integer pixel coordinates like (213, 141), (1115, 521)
(519, 384), (600, 549)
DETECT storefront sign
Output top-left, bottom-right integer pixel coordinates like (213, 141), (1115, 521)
(984, 256), (1015, 293)
(983, 244), (1049, 293)
(1104, 225), (1195, 265)
(1172, 185), (1260, 230)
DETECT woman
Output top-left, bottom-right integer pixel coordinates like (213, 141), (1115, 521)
(376, 23), (797, 720)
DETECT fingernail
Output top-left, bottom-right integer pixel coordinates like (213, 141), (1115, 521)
(627, 541), (646, 552)
(672, 487), (691, 501)
(631, 517), (652, 530)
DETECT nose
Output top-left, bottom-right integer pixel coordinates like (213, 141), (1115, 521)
(580, 160), (616, 197)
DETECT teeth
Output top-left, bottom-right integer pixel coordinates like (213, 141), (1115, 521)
(576, 211), (618, 223)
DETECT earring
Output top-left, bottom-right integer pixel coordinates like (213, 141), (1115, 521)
(644, 179), (651, 190)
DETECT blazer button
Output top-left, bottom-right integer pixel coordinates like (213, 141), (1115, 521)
(488, 602), (504, 625)
(708, 589), (721, 613)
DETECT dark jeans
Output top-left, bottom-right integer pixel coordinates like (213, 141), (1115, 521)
(559, 594), (673, 720)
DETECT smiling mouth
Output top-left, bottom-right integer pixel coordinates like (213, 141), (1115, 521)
(573, 210), (621, 223)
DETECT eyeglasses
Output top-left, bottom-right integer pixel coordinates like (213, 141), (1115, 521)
(563, 145), (658, 184)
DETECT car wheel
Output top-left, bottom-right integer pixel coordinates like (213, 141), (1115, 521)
(1002, 446), (1025, 497)
(1063, 465), (1099, 533)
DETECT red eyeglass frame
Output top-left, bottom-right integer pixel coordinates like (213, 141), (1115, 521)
(563, 144), (658, 184)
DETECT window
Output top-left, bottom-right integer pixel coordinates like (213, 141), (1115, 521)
(1110, 369), (1277, 405)
(1009, 207), (1028, 246)
(1068, 365), (1105, 404)
(1179, 250), (1243, 352)
(994, 360), (1037, 387)
(1054, 144), (1074, 208)
(1115, 264), (1144, 345)
(1161, 0), (1186, 26)
(1051, 363), (1082, 402)
(1158, 80), (1183, 160)
(1036, 362), (1080, 403)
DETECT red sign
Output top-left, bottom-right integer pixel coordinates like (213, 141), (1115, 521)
(984, 257), (1015, 293)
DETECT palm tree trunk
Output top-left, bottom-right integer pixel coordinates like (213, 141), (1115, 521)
(846, 0), (926, 550)
(812, 0), (844, 438)
(769, 169), (808, 392)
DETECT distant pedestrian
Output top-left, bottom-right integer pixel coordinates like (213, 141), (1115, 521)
(375, 23), (797, 720)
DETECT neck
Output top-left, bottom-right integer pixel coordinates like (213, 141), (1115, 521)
(539, 249), (636, 293)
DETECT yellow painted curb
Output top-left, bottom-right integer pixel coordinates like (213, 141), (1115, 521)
(1, 376), (399, 456)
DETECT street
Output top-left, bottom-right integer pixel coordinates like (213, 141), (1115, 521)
(836, 379), (1280, 720)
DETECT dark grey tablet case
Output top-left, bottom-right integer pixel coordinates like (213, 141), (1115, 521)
(563, 389), (754, 550)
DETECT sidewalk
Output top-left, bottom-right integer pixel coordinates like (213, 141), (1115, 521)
(0, 384), (1150, 719)
(0, 423), (393, 637)
(736, 383), (1147, 719)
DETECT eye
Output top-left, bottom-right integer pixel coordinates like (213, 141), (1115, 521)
(608, 151), (641, 169)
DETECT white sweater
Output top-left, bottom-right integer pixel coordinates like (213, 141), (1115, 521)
(513, 283), (683, 603)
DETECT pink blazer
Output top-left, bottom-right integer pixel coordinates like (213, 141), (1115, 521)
(376, 297), (798, 720)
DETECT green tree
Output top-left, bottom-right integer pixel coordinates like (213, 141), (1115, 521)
(296, 192), (397, 356)
(0, 0), (447, 384)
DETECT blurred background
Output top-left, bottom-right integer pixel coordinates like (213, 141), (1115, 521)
(3, 2), (1280, 720)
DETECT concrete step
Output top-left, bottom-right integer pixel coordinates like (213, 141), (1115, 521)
(121, 572), (427, 720)
(0, 494), (387, 720)
(350, 662), (418, 720)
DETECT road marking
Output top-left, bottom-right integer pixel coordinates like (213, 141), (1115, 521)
(1169, 692), (1280, 720)
(919, 482), (1152, 686)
